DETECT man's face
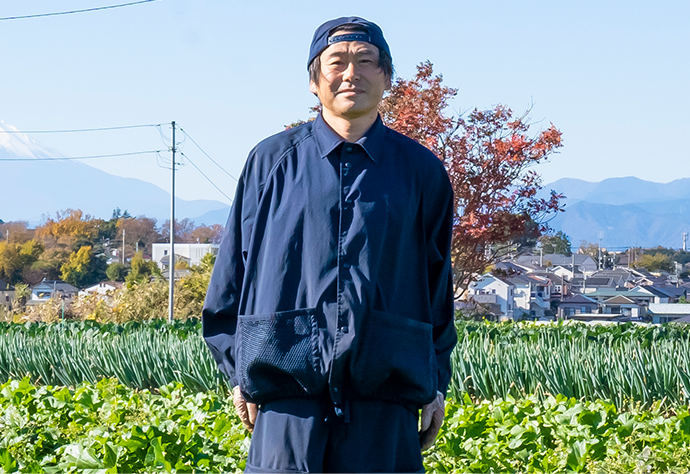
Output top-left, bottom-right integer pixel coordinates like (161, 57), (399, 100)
(309, 36), (390, 121)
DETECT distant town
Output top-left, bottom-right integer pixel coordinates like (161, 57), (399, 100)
(2, 210), (690, 325)
(464, 249), (690, 324)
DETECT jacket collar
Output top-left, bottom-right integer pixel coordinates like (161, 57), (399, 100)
(312, 113), (386, 163)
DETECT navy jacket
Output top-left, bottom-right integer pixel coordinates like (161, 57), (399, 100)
(202, 114), (456, 409)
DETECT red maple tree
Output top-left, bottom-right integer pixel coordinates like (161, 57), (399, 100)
(379, 61), (564, 295)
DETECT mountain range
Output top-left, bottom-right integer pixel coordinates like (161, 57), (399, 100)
(0, 122), (229, 225)
(2, 122), (688, 248)
(544, 177), (690, 249)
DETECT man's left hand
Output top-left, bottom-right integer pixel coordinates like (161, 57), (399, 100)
(419, 391), (445, 451)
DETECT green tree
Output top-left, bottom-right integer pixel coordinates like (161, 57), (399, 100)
(0, 239), (44, 284)
(28, 248), (70, 284)
(180, 252), (216, 303)
(106, 263), (127, 282)
(60, 246), (107, 288)
(634, 252), (673, 273)
(125, 251), (160, 287)
(540, 231), (572, 256)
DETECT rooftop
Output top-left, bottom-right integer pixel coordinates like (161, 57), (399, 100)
(648, 303), (690, 315)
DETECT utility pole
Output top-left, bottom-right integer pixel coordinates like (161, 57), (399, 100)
(168, 121), (176, 323)
(122, 228), (126, 265)
(598, 230), (604, 270)
(684, 232), (688, 252)
(539, 246), (543, 267)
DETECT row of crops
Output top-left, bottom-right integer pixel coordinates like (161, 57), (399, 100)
(3, 319), (690, 472)
(2, 319), (690, 408)
(2, 378), (690, 473)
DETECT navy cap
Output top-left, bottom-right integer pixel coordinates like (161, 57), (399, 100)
(307, 16), (391, 70)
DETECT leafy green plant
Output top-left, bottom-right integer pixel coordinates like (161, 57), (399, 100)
(2, 378), (690, 473)
(425, 394), (690, 473)
(0, 378), (247, 473)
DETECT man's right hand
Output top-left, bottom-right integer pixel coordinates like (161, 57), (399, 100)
(233, 385), (258, 432)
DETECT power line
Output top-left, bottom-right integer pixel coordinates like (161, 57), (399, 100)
(180, 152), (233, 202)
(0, 0), (159, 21)
(0, 124), (161, 134)
(178, 127), (238, 182)
(0, 150), (164, 161)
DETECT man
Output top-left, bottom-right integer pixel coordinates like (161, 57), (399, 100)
(203, 16), (456, 473)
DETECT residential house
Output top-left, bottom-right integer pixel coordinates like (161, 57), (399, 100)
(648, 303), (690, 324)
(571, 276), (619, 294)
(467, 274), (515, 320)
(584, 288), (653, 307)
(515, 253), (598, 273)
(654, 285), (688, 302)
(152, 243), (220, 274)
(506, 273), (552, 319)
(30, 280), (79, 304)
(0, 280), (14, 310)
(558, 294), (598, 319)
(78, 281), (124, 298)
(494, 260), (529, 275)
(551, 265), (580, 281)
(590, 269), (634, 287)
(533, 271), (570, 300)
(637, 285), (672, 304)
(162, 268), (192, 281)
(600, 295), (646, 318)
(629, 268), (671, 287)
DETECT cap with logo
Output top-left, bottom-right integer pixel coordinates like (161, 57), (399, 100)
(307, 16), (391, 70)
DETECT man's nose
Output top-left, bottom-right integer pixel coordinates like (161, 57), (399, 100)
(342, 61), (359, 81)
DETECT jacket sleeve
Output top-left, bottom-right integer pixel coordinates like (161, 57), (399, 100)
(202, 159), (257, 387)
(425, 168), (457, 397)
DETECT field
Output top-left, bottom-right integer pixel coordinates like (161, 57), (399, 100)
(1, 320), (690, 472)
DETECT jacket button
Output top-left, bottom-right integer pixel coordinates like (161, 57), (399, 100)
(343, 263), (351, 269)
(341, 327), (349, 334)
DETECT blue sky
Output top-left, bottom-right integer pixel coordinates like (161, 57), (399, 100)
(1, 0), (688, 205)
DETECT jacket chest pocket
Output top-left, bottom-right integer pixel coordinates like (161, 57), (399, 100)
(236, 308), (325, 403)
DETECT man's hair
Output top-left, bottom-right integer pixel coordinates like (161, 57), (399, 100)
(308, 25), (394, 85)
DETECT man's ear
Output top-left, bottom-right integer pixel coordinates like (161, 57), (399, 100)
(385, 75), (392, 91)
(309, 80), (319, 96)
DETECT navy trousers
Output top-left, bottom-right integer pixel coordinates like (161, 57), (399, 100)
(245, 397), (425, 473)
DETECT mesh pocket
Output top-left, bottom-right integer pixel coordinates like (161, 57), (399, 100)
(238, 309), (322, 399)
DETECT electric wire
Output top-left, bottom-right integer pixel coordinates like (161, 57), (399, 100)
(0, 0), (159, 21)
(155, 150), (172, 169)
(156, 124), (172, 145)
(178, 127), (238, 182)
(180, 152), (233, 202)
(0, 124), (161, 133)
(0, 150), (164, 161)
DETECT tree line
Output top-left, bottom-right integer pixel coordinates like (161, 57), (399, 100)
(0, 209), (224, 288)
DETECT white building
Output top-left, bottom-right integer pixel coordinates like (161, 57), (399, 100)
(151, 243), (220, 271)
(78, 281), (124, 297)
(467, 274), (515, 320)
(507, 274), (552, 319)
